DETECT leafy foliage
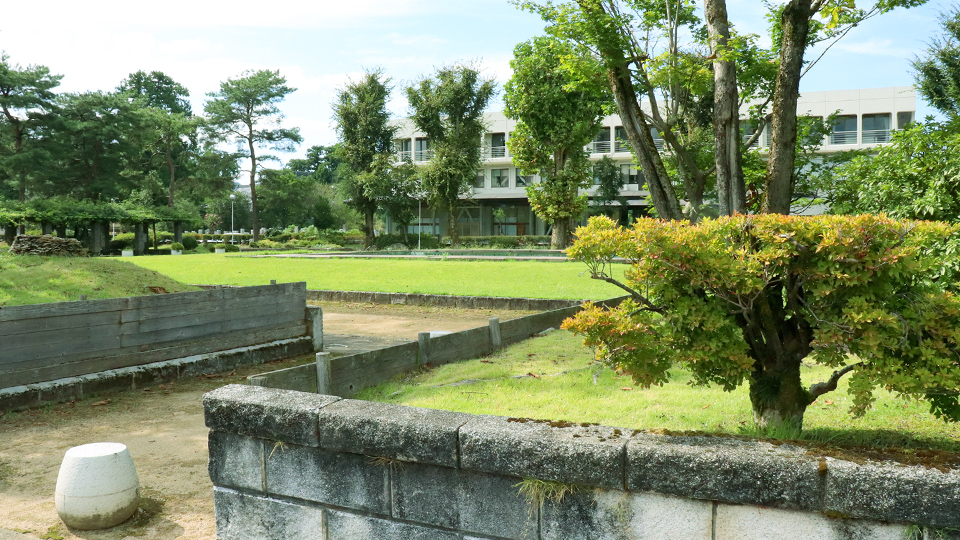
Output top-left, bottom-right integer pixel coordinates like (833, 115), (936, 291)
(912, 7), (960, 118)
(564, 214), (960, 429)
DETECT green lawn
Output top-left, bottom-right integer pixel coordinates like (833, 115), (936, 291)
(122, 252), (626, 300)
(358, 330), (960, 453)
(0, 254), (200, 306)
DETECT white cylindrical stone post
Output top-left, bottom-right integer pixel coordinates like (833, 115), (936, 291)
(55, 442), (140, 530)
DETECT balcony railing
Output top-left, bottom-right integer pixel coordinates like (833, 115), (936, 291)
(397, 150), (413, 162)
(414, 149), (434, 161)
(483, 146), (508, 159)
(830, 131), (857, 145)
(587, 141), (612, 154)
(862, 129), (891, 144)
(615, 140), (631, 153)
(652, 138), (664, 151)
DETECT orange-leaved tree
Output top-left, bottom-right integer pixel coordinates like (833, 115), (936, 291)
(564, 214), (960, 432)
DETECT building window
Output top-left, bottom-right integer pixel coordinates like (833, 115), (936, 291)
(516, 173), (530, 187)
(649, 127), (664, 151)
(487, 132), (507, 158)
(397, 139), (412, 162)
(862, 113), (891, 144)
(615, 126), (630, 152)
(492, 168), (510, 188)
(830, 115), (857, 145)
(897, 111), (914, 130)
(415, 137), (432, 161)
(474, 170), (485, 189)
(589, 127), (611, 153)
(620, 164), (638, 185)
(741, 121), (766, 148)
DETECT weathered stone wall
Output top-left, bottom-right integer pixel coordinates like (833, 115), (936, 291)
(9, 234), (84, 256)
(205, 384), (960, 540)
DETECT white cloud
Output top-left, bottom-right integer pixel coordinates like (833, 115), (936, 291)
(833, 38), (917, 58)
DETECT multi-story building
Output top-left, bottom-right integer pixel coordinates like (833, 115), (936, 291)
(393, 86), (916, 238)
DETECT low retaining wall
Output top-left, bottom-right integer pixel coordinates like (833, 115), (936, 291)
(248, 301), (601, 397)
(205, 384), (960, 540)
(306, 290), (582, 311)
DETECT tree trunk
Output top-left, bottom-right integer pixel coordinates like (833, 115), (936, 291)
(364, 208), (375, 248)
(550, 217), (573, 249)
(446, 204), (460, 246)
(247, 126), (260, 242)
(705, 0), (745, 216)
(763, 0), (813, 215)
(749, 362), (810, 432)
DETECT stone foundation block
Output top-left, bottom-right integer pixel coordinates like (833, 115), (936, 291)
(317, 399), (472, 467)
(208, 432), (263, 492)
(204, 384), (340, 446)
(459, 416), (627, 489)
(326, 509), (460, 540)
(214, 487), (324, 539)
(264, 443), (389, 514)
(715, 503), (909, 540)
(541, 489), (712, 540)
(392, 462), (537, 539)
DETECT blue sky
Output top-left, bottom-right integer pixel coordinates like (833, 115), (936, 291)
(0, 0), (950, 171)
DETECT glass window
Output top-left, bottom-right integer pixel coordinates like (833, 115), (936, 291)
(830, 115), (857, 145)
(516, 173), (529, 187)
(614, 126), (630, 152)
(649, 126), (664, 150)
(862, 114), (891, 143)
(474, 170), (485, 189)
(620, 164), (639, 185)
(414, 137), (432, 161)
(590, 127), (611, 153)
(491, 168), (510, 188)
(488, 132), (507, 158)
(897, 111), (914, 130)
(397, 139), (412, 162)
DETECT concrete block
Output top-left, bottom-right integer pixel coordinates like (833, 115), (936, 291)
(306, 305), (323, 351)
(824, 459), (960, 529)
(541, 489), (713, 540)
(326, 509), (460, 540)
(626, 434), (823, 510)
(208, 432), (263, 492)
(715, 503), (910, 540)
(265, 443), (389, 514)
(214, 487), (324, 540)
(204, 384), (340, 447)
(459, 415), (627, 489)
(317, 400), (472, 467)
(393, 462), (537, 539)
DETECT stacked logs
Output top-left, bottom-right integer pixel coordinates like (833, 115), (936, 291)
(9, 235), (85, 256)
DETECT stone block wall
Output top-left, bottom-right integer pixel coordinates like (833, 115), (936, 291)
(205, 384), (960, 540)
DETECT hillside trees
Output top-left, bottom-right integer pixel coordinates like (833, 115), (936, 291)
(565, 214), (960, 432)
(504, 36), (609, 248)
(406, 65), (496, 244)
(205, 69), (301, 241)
(332, 70), (396, 247)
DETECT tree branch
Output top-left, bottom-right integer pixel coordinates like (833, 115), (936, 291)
(590, 273), (665, 314)
(808, 363), (861, 401)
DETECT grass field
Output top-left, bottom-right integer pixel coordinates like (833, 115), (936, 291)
(0, 254), (200, 306)
(121, 252), (626, 300)
(358, 330), (960, 454)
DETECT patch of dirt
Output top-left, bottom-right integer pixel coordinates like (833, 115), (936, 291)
(0, 302), (526, 539)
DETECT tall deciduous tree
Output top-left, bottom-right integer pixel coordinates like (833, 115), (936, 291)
(332, 69), (395, 247)
(913, 8), (960, 118)
(406, 65), (496, 244)
(0, 53), (61, 231)
(504, 36), (609, 248)
(205, 70), (301, 241)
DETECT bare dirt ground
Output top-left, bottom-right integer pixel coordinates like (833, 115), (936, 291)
(0, 302), (532, 540)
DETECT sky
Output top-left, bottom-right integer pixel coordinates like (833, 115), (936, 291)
(0, 0), (951, 176)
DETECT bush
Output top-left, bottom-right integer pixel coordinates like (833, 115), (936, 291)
(224, 243), (240, 252)
(170, 242), (184, 251)
(181, 235), (199, 251)
(374, 234), (410, 250)
(110, 232), (136, 251)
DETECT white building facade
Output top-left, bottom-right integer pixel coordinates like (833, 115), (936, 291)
(392, 86), (916, 238)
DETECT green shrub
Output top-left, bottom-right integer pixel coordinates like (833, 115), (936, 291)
(181, 235), (199, 251)
(170, 242), (184, 251)
(224, 243), (240, 252)
(269, 233), (292, 243)
(374, 234), (411, 250)
(110, 232), (135, 251)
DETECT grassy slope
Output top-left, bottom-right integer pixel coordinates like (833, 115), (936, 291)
(123, 252), (626, 300)
(0, 254), (200, 306)
(358, 330), (960, 453)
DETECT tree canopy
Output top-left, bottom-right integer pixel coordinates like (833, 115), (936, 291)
(565, 214), (960, 432)
(205, 69), (301, 241)
(504, 35), (609, 248)
(406, 64), (496, 244)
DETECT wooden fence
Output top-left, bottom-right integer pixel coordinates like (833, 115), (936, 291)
(0, 282), (310, 389)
